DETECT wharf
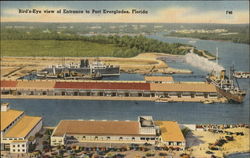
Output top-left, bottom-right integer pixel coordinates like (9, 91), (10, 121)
(0, 76), (227, 103)
(1, 95), (226, 103)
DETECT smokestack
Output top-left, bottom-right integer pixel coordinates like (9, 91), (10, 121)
(85, 59), (89, 67)
(216, 47), (219, 64)
(52, 66), (56, 75)
(80, 59), (85, 68)
(220, 70), (226, 80)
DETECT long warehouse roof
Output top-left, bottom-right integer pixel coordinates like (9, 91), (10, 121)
(52, 120), (142, 136)
(1, 80), (217, 92)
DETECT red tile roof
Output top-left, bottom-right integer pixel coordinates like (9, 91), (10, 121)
(0, 80), (18, 88)
(54, 82), (150, 90)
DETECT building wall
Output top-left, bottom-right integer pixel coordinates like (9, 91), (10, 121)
(2, 88), (219, 100)
(1, 137), (25, 144)
(10, 141), (28, 153)
(161, 140), (186, 150)
(51, 136), (65, 146)
(73, 134), (156, 143)
(139, 127), (157, 135)
(51, 134), (157, 146)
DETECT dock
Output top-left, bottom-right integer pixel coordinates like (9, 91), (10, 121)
(0, 76), (226, 103)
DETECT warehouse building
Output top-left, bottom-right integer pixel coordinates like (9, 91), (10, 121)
(51, 116), (186, 150)
(51, 116), (158, 146)
(0, 77), (219, 101)
(0, 103), (42, 153)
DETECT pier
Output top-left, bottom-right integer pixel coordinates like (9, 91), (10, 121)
(0, 76), (226, 103)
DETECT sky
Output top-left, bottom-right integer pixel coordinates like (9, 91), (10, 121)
(1, 1), (249, 24)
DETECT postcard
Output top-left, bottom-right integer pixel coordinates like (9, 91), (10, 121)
(1, 1), (249, 157)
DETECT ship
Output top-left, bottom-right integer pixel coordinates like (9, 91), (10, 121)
(233, 71), (250, 79)
(37, 68), (103, 80)
(38, 59), (120, 78)
(206, 68), (246, 103)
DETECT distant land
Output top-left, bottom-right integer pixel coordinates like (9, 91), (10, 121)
(168, 28), (249, 44)
(1, 22), (248, 58)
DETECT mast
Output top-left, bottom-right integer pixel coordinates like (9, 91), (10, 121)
(216, 47), (219, 64)
(231, 65), (240, 90)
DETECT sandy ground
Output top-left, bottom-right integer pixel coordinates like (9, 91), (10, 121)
(0, 53), (192, 80)
(186, 127), (250, 158)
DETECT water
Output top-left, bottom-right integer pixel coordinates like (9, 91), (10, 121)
(226, 152), (250, 158)
(2, 34), (249, 126)
(2, 99), (249, 126)
(148, 34), (249, 72)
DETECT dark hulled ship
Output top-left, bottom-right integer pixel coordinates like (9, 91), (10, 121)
(37, 59), (120, 79)
(206, 68), (246, 103)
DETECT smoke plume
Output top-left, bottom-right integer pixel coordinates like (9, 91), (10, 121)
(184, 53), (224, 72)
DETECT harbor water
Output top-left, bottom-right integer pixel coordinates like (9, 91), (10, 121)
(226, 152), (250, 158)
(1, 35), (249, 126)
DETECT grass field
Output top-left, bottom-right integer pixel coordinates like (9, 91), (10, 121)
(1, 40), (119, 57)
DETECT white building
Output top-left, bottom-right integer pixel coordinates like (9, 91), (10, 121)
(51, 116), (186, 150)
(1, 103), (43, 153)
(51, 116), (159, 146)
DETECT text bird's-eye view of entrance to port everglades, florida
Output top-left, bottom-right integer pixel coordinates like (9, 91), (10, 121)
(0, 0), (249, 158)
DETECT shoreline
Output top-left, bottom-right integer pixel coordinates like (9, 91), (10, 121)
(166, 35), (250, 45)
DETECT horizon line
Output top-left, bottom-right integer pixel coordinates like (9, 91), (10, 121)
(1, 21), (249, 25)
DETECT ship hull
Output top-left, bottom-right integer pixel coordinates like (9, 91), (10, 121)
(216, 87), (244, 103)
(43, 67), (120, 77)
(37, 75), (102, 80)
(206, 77), (244, 103)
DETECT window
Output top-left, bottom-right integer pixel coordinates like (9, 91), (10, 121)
(119, 137), (123, 140)
(17, 145), (20, 147)
(13, 149), (15, 152)
(13, 145), (15, 147)
(22, 149), (25, 152)
(22, 144), (25, 147)
(18, 149), (20, 152)
(107, 137), (110, 140)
